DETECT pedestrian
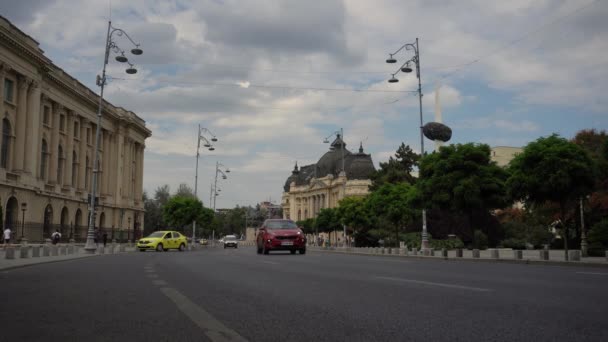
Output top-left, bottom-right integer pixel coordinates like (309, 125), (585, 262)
(3, 227), (11, 245)
(102, 232), (108, 247)
(94, 229), (100, 247)
(51, 229), (61, 245)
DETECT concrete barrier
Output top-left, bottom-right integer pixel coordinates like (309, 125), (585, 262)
(514, 250), (523, 260)
(67, 245), (74, 255)
(568, 250), (581, 261)
(412, 249), (418, 256)
(20, 246), (29, 259)
(472, 249), (480, 258)
(441, 248), (448, 258)
(33, 246), (41, 258)
(99, 246), (105, 254)
(43, 245), (50, 257)
(51, 245), (58, 256)
(456, 249), (463, 258)
(119, 244), (125, 253)
(490, 249), (499, 259)
(59, 246), (67, 255)
(5, 247), (15, 259)
(539, 250), (549, 261)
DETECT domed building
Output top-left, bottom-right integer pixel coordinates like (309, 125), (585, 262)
(281, 135), (375, 220)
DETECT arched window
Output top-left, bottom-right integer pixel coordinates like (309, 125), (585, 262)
(40, 140), (48, 180)
(1, 118), (10, 169)
(57, 145), (64, 185)
(72, 151), (78, 187)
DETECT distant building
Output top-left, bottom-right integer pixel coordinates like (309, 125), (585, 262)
(282, 135), (375, 220)
(491, 146), (522, 167)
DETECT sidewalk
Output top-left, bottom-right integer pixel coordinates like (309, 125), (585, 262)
(309, 246), (608, 268)
(0, 244), (136, 271)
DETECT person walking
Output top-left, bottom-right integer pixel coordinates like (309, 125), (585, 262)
(102, 232), (108, 247)
(51, 229), (61, 245)
(3, 227), (11, 245)
(94, 229), (100, 247)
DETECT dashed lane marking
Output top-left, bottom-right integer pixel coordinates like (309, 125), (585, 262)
(261, 261), (279, 265)
(576, 272), (608, 276)
(152, 280), (168, 286)
(375, 276), (493, 292)
(160, 287), (248, 342)
(147, 274), (159, 279)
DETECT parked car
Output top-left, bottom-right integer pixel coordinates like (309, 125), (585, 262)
(199, 238), (208, 245)
(224, 235), (238, 248)
(256, 219), (306, 255)
(137, 231), (188, 252)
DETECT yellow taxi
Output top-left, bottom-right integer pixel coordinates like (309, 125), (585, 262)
(137, 231), (188, 252)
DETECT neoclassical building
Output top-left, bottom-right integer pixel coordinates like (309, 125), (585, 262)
(282, 135), (375, 220)
(0, 16), (151, 242)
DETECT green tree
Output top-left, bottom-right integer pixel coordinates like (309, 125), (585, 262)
(370, 143), (419, 190)
(155, 185), (171, 206)
(314, 208), (341, 244)
(507, 134), (595, 259)
(366, 182), (417, 247)
(175, 183), (195, 198)
(296, 218), (315, 235)
(163, 196), (211, 233)
(336, 196), (371, 232)
(417, 143), (509, 245)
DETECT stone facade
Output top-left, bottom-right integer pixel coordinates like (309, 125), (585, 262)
(0, 16), (151, 242)
(282, 136), (375, 221)
(491, 146), (522, 167)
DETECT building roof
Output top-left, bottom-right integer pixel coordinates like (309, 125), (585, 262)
(283, 137), (375, 192)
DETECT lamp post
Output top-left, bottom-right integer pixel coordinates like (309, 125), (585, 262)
(385, 38), (430, 252)
(193, 126), (217, 243)
(213, 162), (230, 212)
(20, 202), (27, 244)
(580, 196), (590, 257)
(323, 128), (346, 247)
(85, 21), (143, 254)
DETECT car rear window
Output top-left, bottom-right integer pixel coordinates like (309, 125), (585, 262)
(148, 232), (165, 238)
(265, 221), (297, 229)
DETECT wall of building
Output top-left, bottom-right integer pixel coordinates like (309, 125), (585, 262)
(0, 16), (150, 242)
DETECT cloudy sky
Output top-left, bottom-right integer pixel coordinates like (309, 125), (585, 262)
(2, 0), (607, 208)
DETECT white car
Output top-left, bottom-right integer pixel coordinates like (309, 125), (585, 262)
(223, 235), (238, 248)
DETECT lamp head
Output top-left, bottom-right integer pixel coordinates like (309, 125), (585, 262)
(211, 137), (218, 142)
(386, 57), (397, 64)
(115, 55), (128, 63)
(126, 67), (137, 74)
(388, 76), (399, 83)
(131, 48), (143, 55)
(208, 147), (215, 151)
(401, 63), (413, 73)
(323, 139), (329, 144)
(225, 169), (230, 173)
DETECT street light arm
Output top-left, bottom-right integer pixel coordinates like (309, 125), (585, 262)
(109, 26), (142, 49)
(199, 127), (217, 138)
(389, 42), (417, 57)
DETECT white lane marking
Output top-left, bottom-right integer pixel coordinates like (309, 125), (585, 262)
(160, 287), (248, 342)
(262, 261), (279, 265)
(576, 272), (608, 276)
(147, 274), (159, 279)
(375, 276), (493, 292)
(153, 279), (167, 286)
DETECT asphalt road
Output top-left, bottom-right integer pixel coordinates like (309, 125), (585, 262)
(2, 246), (608, 342)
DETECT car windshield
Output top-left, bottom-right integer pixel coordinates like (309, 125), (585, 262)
(148, 232), (165, 238)
(266, 221), (298, 229)
(225, 236), (236, 241)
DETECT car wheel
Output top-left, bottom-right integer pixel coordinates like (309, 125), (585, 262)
(290, 250), (296, 255)
(179, 243), (185, 252)
(224, 245), (226, 249)
(156, 243), (163, 252)
(256, 244), (262, 254)
(263, 245), (270, 255)
(299, 248), (306, 255)
(139, 249), (145, 252)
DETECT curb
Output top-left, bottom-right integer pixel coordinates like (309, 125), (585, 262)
(309, 248), (608, 269)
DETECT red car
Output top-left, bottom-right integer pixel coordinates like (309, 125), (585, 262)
(256, 219), (306, 255)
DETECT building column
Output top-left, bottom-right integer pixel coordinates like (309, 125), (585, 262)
(115, 127), (125, 204)
(78, 118), (87, 190)
(13, 76), (30, 172)
(47, 103), (61, 184)
(137, 144), (144, 202)
(108, 132), (117, 198)
(64, 110), (74, 187)
(25, 81), (41, 175)
(0, 64), (7, 115)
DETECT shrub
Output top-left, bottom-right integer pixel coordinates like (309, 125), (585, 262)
(431, 238), (464, 249)
(472, 230), (488, 249)
(588, 219), (608, 256)
(500, 238), (526, 250)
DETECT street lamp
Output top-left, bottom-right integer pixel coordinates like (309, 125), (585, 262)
(193, 126), (218, 243)
(85, 21), (143, 254)
(213, 162), (230, 212)
(385, 38), (430, 253)
(20, 202), (27, 244)
(323, 128), (347, 247)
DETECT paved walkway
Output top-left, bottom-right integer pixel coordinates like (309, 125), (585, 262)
(0, 244), (136, 271)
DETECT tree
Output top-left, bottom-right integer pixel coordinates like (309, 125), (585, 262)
(143, 191), (162, 235)
(336, 196), (371, 232)
(366, 182), (417, 247)
(163, 196), (210, 233)
(507, 134), (595, 259)
(314, 208), (341, 244)
(154, 185), (171, 206)
(175, 183), (195, 199)
(370, 143), (419, 190)
(417, 143), (509, 245)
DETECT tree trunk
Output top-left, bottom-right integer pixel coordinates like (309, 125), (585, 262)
(469, 210), (475, 247)
(561, 202), (569, 261)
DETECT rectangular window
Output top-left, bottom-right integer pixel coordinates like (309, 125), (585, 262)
(43, 106), (50, 125)
(74, 121), (79, 139)
(59, 115), (65, 132)
(4, 79), (14, 103)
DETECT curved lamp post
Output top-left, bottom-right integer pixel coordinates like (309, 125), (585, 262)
(323, 128), (347, 247)
(85, 21), (143, 253)
(385, 38), (430, 253)
(192, 126), (218, 243)
(213, 162), (230, 212)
